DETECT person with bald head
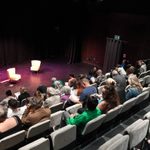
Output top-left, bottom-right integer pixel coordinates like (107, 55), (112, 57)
(111, 70), (127, 103)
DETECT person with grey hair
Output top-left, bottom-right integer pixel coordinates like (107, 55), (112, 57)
(60, 85), (71, 102)
(21, 97), (51, 128)
(0, 105), (23, 139)
(45, 87), (61, 107)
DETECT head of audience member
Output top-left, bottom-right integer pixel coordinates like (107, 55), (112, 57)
(89, 66), (98, 77)
(37, 85), (47, 94)
(0, 105), (8, 123)
(34, 90), (44, 101)
(126, 65), (135, 75)
(27, 97), (43, 112)
(20, 87), (27, 94)
(96, 69), (103, 76)
(77, 74), (87, 80)
(128, 74), (143, 90)
(137, 59), (145, 67)
(8, 99), (18, 110)
(47, 87), (60, 97)
(5, 90), (13, 97)
(80, 78), (90, 88)
(60, 86), (71, 95)
(86, 96), (98, 111)
(111, 70), (119, 77)
(68, 74), (77, 87)
(106, 78), (116, 86)
(101, 85), (120, 106)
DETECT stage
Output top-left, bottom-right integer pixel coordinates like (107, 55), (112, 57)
(0, 60), (92, 100)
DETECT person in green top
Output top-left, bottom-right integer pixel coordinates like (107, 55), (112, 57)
(66, 96), (102, 135)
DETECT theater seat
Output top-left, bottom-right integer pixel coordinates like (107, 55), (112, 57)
(30, 60), (41, 72)
(7, 68), (21, 82)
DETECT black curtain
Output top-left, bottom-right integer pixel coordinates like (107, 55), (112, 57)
(103, 37), (122, 73)
(65, 37), (81, 64)
(0, 38), (29, 66)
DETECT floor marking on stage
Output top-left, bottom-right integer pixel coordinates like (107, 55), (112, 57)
(0, 79), (9, 83)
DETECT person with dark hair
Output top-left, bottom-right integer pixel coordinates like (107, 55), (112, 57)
(17, 87), (30, 106)
(97, 85), (120, 113)
(61, 96), (101, 134)
(67, 74), (77, 88)
(7, 98), (25, 118)
(2, 90), (16, 105)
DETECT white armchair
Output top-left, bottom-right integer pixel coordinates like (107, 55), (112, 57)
(30, 60), (41, 72)
(7, 68), (21, 82)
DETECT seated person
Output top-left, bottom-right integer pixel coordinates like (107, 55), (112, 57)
(79, 78), (97, 107)
(60, 85), (71, 102)
(7, 98), (26, 118)
(0, 105), (23, 139)
(68, 74), (77, 89)
(125, 74), (143, 100)
(97, 85), (120, 113)
(137, 59), (147, 75)
(62, 96), (101, 135)
(45, 87), (61, 107)
(21, 97), (51, 128)
(51, 77), (64, 90)
(17, 87), (30, 106)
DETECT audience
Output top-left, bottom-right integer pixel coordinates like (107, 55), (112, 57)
(0, 57), (149, 148)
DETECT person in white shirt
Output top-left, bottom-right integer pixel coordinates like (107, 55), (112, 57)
(7, 98), (26, 118)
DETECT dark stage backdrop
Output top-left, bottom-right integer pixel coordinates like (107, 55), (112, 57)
(0, 3), (150, 70)
(0, 3), (83, 66)
(82, 13), (150, 71)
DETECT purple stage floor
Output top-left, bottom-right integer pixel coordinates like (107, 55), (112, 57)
(0, 60), (92, 100)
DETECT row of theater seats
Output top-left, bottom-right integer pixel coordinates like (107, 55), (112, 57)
(7, 60), (41, 83)
(0, 89), (149, 150)
(99, 117), (150, 150)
